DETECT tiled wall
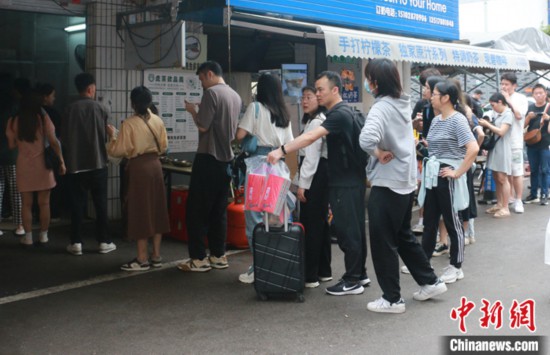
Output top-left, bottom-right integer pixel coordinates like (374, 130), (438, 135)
(86, 0), (142, 219)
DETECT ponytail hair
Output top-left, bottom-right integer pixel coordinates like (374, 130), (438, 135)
(434, 79), (467, 116)
(130, 86), (153, 119)
(488, 92), (516, 116)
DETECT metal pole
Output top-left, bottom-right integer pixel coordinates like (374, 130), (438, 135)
(227, 1), (232, 81)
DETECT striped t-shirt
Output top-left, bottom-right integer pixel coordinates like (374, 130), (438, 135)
(426, 112), (475, 160)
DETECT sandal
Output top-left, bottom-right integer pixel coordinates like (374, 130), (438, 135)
(485, 205), (501, 214)
(120, 258), (150, 271)
(493, 209), (510, 218)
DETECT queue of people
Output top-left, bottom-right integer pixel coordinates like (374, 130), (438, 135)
(4, 60), (546, 314)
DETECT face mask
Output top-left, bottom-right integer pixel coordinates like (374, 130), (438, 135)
(364, 79), (372, 94)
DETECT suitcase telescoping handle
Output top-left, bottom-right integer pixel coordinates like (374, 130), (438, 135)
(264, 205), (288, 233)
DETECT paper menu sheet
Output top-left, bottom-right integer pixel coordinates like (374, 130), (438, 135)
(144, 69), (202, 153)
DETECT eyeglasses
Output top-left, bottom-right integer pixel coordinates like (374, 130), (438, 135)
(301, 96), (316, 102)
(431, 93), (441, 97)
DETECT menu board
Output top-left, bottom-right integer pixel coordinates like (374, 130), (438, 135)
(144, 68), (202, 153)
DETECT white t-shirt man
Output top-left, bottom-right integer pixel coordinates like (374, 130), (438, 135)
(509, 91), (529, 149)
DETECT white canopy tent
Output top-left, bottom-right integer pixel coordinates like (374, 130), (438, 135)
(468, 27), (550, 71)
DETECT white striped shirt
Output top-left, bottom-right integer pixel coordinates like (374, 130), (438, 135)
(427, 112), (475, 160)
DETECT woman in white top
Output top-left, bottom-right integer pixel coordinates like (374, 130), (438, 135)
(235, 73), (293, 283)
(296, 86), (330, 289)
(479, 92), (514, 218)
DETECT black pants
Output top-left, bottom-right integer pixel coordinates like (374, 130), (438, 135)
(300, 159), (331, 283)
(422, 176), (465, 268)
(66, 168), (109, 244)
(368, 187), (437, 303)
(186, 153), (230, 260)
(329, 184), (367, 282)
(459, 168), (477, 222)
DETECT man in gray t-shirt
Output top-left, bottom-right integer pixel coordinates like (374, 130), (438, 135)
(178, 61), (242, 272)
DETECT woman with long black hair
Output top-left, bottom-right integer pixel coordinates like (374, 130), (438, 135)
(235, 73), (293, 283)
(419, 79), (478, 284)
(6, 90), (65, 245)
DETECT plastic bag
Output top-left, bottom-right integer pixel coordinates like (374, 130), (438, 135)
(243, 156), (291, 216)
(244, 155), (269, 212)
(262, 159), (291, 215)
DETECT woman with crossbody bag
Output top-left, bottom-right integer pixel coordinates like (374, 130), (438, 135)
(106, 86), (170, 271)
(235, 73), (294, 284)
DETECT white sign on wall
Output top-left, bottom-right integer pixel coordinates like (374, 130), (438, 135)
(144, 68), (202, 153)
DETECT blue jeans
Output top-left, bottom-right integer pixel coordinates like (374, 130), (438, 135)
(527, 146), (550, 196)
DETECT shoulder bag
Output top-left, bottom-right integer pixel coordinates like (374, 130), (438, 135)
(524, 104), (550, 145)
(241, 102), (259, 154)
(42, 116), (61, 171)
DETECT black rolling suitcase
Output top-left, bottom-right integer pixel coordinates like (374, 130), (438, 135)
(252, 211), (305, 302)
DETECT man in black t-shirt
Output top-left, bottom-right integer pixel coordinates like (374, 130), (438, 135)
(524, 84), (550, 205)
(267, 71), (369, 296)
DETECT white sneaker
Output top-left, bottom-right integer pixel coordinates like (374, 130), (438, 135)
(413, 279), (448, 301)
(39, 232), (48, 244)
(305, 281), (320, 288)
(98, 242), (117, 254)
(239, 270), (254, 284)
(469, 235), (476, 244)
(20, 235), (33, 246)
(401, 265), (410, 274)
(367, 297), (406, 314)
(440, 265), (464, 284)
(67, 243), (83, 256)
(319, 276), (333, 282)
(513, 200), (524, 214)
(464, 237), (470, 245)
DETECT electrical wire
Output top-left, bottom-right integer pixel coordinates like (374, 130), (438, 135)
(122, 15), (180, 47)
(126, 22), (183, 65)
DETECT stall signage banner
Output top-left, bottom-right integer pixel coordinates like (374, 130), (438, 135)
(228, 0), (459, 41)
(321, 25), (531, 71)
(144, 68), (202, 153)
(327, 57), (362, 103)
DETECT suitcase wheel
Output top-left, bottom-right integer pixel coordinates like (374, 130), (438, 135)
(257, 292), (268, 301)
(296, 293), (305, 303)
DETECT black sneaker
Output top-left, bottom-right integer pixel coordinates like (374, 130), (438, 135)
(325, 279), (364, 296)
(432, 243), (449, 257)
(524, 194), (540, 204)
(541, 195), (548, 206)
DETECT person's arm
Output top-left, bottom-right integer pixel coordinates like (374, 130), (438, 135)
(185, 91), (215, 133)
(478, 117), (511, 137)
(524, 111), (536, 128)
(5, 117), (16, 149)
(297, 119), (324, 202)
(236, 127), (249, 141)
(359, 106), (394, 164)
(267, 126), (328, 164)
(45, 115), (66, 175)
(473, 126), (485, 147)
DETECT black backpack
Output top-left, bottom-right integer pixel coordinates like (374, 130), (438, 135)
(342, 106), (369, 171)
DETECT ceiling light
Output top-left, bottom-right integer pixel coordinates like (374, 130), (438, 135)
(64, 23), (86, 32)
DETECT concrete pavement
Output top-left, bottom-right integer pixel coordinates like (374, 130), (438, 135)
(0, 199), (549, 354)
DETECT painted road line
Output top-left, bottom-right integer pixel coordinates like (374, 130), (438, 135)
(0, 249), (246, 305)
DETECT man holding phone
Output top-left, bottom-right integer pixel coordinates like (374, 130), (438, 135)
(524, 84), (550, 205)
